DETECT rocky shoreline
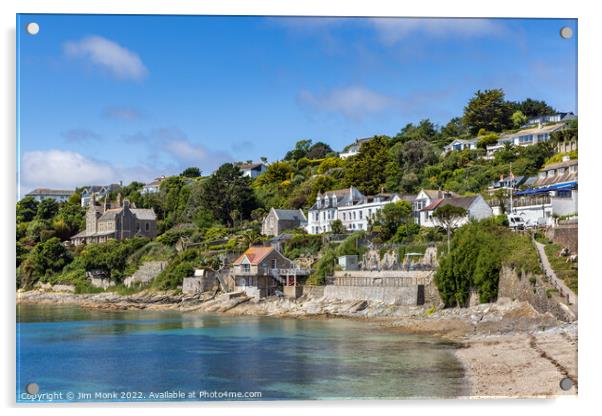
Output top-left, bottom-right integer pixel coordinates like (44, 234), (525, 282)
(17, 289), (577, 398)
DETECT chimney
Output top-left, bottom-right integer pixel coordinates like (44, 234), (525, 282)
(90, 192), (96, 205)
(123, 199), (130, 209)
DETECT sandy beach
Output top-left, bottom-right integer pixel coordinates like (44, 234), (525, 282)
(17, 289), (578, 398)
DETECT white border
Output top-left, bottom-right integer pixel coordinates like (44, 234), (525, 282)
(2, 1), (600, 415)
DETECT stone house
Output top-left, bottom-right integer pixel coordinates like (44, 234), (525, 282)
(261, 208), (307, 236)
(71, 193), (157, 245)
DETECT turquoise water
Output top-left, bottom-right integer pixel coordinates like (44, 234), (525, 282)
(17, 304), (466, 402)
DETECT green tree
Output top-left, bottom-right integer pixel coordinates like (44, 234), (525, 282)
(284, 139), (313, 161)
(343, 136), (390, 195)
(330, 219), (345, 234)
(307, 141), (334, 159)
(199, 163), (258, 226)
(463, 89), (513, 134)
(181, 167), (201, 177)
(35, 198), (59, 221)
(16, 196), (39, 223)
(477, 133), (500, 149)
(432, 204), (468, 252)
(19, 237), (72, 288)
(511, 98), (556, 118)
(511, 110), (528, 128)
(371, 201), (413, 242)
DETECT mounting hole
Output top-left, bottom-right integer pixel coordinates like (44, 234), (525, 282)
(559, 377), (573, 391)
(25, 383), (39, 394)
(26, 22), (40, 36)
(560, 26), (573, 39)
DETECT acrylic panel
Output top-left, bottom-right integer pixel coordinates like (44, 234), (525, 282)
(16, 14), (578, 403)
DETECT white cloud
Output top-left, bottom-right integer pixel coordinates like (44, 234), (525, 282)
(64, 36), (148, 81)
(298, 86), (396, 120)
(21, 150), (117, 190)
(370, 18), (506, 45)
(20, 150), (164, 195)
(122, 127), (234, 172)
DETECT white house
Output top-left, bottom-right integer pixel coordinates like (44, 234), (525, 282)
(238, 162), (267, 178)
(80, 184), (121, 207)
(419, 195), (493, 228)
(527, 112), (576, 126)
(443, 138), (479, 154)
(306, 187), (364, 234)
(512, 157), (578, 226)
(142, 176), (165, 194)
(339, 137), (373, 159)
(413, 189), (459, 224)
(485, 123), (566, 160)
(25, 188), (74, 203)
(338, 193), (402, 232)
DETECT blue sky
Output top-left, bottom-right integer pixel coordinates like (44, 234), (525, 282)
(16, 15), (577, 194)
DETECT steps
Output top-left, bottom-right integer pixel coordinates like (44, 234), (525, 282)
(124, 261), (167, 287)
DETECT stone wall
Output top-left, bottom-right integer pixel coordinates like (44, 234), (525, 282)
(90, 277), (115, 289)
(546, 222), (578, 253)
(323, 285), (418, 305)
(498, 265), (575, 322)
(301, 285), (325, 298)
(182, 275), (217, 294)
(124, 261), (167, 287)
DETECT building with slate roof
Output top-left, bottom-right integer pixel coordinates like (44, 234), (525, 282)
(25, 188), (74, 203)
(70, 193), (157, 246)
(261, 208), (307, 236)
(419, 195), (493, 228)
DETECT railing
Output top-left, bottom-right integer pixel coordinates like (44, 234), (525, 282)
(513, 196), (551, 208)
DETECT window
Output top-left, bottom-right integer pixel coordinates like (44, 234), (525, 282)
(271, 259), (277, 269)
(242, 264), (250, 273)
(145, 223), (150, 231)
(359, 210), (363, 219)
(343, 213), (346, 220)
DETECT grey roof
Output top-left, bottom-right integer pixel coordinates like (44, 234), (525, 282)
(26, 188), (74, 197)
(72, 230), (115, 238)
(131, 208), (157, 221)
(273, 208), (306, 221)
(422, 196), (478, 211)
(97, 207), (156, 221)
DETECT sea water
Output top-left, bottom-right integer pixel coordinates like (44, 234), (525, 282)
(17, 303), (466, 402)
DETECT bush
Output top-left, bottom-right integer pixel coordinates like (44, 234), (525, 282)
(434, 219), (538, 307)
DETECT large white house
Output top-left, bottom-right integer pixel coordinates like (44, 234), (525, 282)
(485, 123), (566, 159)
(306, 187), (364, 234)
(25, 188), (74, 203)
(419, 195), (493, 228)
(307, 187), (418, 234)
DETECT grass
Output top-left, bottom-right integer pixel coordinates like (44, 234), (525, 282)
(544, 243), (578, 294)
(502, 233), (541, 275)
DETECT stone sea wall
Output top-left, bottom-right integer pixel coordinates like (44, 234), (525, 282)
(497, 266), (575, 322)
(323, 285), (418, 305)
